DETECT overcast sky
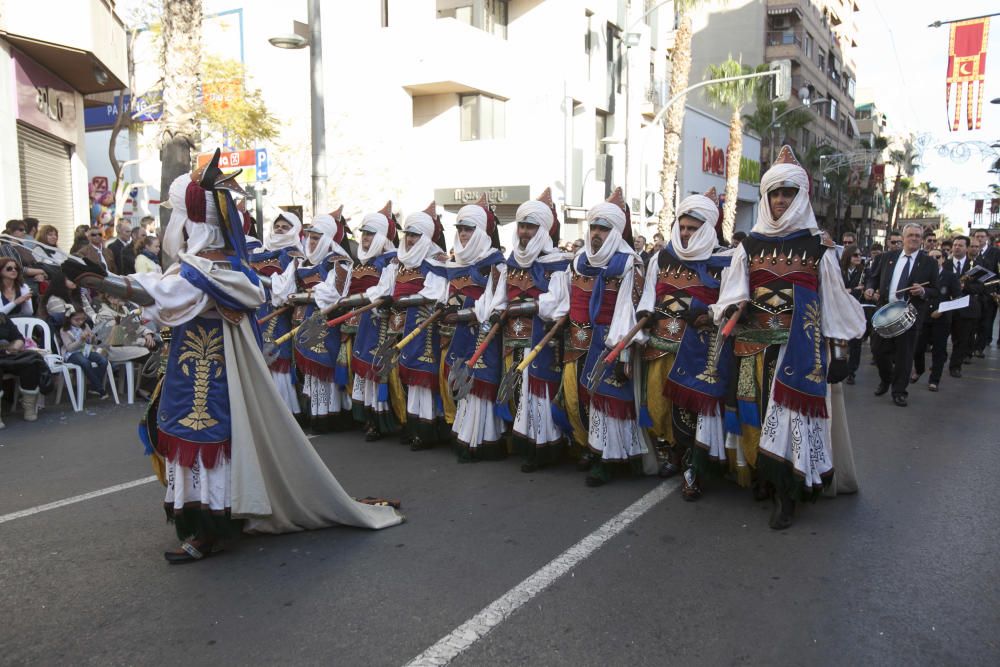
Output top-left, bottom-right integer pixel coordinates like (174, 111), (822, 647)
(854, 0), (999, 228)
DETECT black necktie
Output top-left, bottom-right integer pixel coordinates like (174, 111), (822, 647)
(898, 255), (912, 291)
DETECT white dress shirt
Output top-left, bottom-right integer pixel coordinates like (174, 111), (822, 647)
(888, 250), (918, 302)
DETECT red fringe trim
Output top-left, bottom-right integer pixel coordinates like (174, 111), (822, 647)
(663, 380), (722, 416)
(470, 377), (498, 402)
(773, 381), (828, 419)
(352, 356), (378, 381)
(268, 357), (291, 373)
(399, 365), (438, 390)
(294, 349), (335, 381)
(527, 375), (558, 399)
(158, 431), (231, 469)
(588, 392), (636, 420)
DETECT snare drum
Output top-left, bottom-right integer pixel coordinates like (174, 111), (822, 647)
(872, 301), (917, 338)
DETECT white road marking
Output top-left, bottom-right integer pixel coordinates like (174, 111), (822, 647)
(403, 481), (678, 667)
(0, 434), (322, 526)
(0, 476), (158, 526)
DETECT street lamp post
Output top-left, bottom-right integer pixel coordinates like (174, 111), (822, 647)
(269, 0), (327, 215)
(637, 69), (784, 236)
(768, 93), (831, 163)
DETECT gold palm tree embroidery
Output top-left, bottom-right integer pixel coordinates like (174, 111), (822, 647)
(803, 302), (825, 383)
(177, 325), (224, 430)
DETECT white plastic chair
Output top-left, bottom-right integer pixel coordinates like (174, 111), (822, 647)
(110, 358), (137, 404)
(48, 323), (119, 410)
(8, 317), (80, 411)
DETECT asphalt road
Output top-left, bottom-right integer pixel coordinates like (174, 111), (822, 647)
(1, 343), (998, 666)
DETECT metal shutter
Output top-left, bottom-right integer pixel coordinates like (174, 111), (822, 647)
(17, 123), (75, 249)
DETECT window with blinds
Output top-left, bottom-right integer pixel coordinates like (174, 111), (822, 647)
(17, 123), (75, 249)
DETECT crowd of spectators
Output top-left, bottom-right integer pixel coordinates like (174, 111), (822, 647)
(0, 215), (162, 426)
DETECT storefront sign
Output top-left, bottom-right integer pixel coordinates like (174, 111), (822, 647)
(701, 138), (760, 185)
(196, 148), (269, 182)
(434, 186), (531, 206)
(13, 50), (78, 145)
(84, 93), (161, 131)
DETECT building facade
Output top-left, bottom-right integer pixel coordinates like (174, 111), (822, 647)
(686, 0), (863, 230)
(0, 0), (127, 246)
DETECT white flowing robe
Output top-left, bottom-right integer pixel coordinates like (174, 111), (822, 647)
(546, 257), (657, 471)
(493, 263), (569, 448)
(710, 244), (866, 487)
(453, 264), (508, 450)
(272, 255), (353, 418)
(635, 251), (728, 465)
(134, 255), (402, 533)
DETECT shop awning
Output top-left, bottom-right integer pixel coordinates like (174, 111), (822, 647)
(767, 7), (803, 18)
(2, 32), (125, 95)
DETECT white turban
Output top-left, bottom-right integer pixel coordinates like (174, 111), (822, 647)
(162, 173), (225, 266)
(452, 204), (493, 266)
(583, 202), (634, 268)
(304, 214), (349, 266)
(511, 200), (557, 267)
(670, 194), (720, 262)
(398, 211), (438, 269)
(264, 211), (302, 253)
(753, 162), (819, 237)
(356, 211), (396, 263)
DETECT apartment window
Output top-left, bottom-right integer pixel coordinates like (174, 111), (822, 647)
(485, 0), (508, 39)
(460, 94), (505, 140)
(856, 107), (871, 120)
(607, 23), (623, 94)
(804, 32), (814, 58)
(828, 98), (838, 121)
(847, 77), (856, 98)
(816, 49), (825, 70)
(438, 1), (506, 38)
(585, 10), (594, 80)
(595, 111), (610, 182)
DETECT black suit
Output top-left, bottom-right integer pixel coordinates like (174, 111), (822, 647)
(865, 249), (940, 397)
(947, 256), (982, 370)
(107, 238), (128, 275)
(842, 267), (865, 375)
(914, 262), (958, 383)
(972, 246), (1000, 350)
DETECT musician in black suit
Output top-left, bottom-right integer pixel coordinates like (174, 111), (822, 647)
(864, 223), (940, 407)
(913, 249), (957, 391)
(947, 236), (982, 376)
(840, 244), (865, 383)
(971, 229), (999, 354)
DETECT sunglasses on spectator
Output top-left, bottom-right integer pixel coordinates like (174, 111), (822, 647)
(2, 265), (18, 271)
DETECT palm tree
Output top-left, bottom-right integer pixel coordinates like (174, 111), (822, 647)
(703, 58), (765, 240)
(158, 0), (203, 227)
(743, 98), (812, 166)
(887, 136), (918, 230)
(657, 0), (716, 235)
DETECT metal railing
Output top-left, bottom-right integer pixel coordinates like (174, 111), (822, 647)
(766, 30), (803, 47)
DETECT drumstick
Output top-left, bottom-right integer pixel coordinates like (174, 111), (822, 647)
(894, 281), (928, 295)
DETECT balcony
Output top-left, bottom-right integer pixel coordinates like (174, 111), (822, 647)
(398, 18), (512, 99)
(0, 0), (126, 94)
(767, 29), (803, 49)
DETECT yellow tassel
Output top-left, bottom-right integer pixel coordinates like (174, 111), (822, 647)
(561, 360), (589, 448)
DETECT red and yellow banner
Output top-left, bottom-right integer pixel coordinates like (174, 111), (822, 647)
(946, 18), (990, 131)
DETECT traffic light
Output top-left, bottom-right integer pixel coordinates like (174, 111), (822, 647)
(769, 59), (791, 102)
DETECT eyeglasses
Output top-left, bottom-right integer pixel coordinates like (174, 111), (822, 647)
(889, 240), (902, 245)
(2, 265), (18, 272)
(87, 232), (103, 238)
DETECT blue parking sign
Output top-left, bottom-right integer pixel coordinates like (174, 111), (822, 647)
(255, 148), (269, 181)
